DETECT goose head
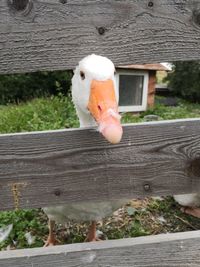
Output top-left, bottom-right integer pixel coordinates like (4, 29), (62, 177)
(72, 54), (123, 144)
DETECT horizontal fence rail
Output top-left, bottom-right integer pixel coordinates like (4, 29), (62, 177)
(1, 1), (200, 266)
(0, 0), (200, 73)
(0, 118), (200, 211)
(1, 230), (200, 267)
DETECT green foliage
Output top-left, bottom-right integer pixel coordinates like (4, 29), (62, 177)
(142, 99), (200, 120)
(147, 196), (176, 215)
(0, 94), (199, 134)
(0, 209), (47, 249)
(121, 113), (142, 124)
(0, 71), (72, 105)
(166, 61), (200, 102)
(121, 97), (200, 124)
(0, 94), (79, 134)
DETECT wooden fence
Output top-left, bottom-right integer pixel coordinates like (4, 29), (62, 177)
(0, 0), (200, 266)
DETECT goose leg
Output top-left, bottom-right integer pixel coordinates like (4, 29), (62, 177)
(44, 219), (57, 247)
(85, 221), (101, 242)
(181, 207), (200, 218)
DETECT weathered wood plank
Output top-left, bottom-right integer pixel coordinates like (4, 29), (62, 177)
(0, 119), (200, 210)
(1, 230), (200, 266)
(0, 0), (200, 73)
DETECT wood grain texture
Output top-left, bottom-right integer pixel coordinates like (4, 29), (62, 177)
(1, 230), (200, 266)
(0, 0), (200, 73)
(0, 118), (200, 210)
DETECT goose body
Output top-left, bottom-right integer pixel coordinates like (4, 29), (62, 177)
(43, 55), (127, 244)
(174, 193), (200, 218)
(43, 199), (127, 224)
(174, 194), (200, 208)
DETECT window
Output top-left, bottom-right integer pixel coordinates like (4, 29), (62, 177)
(115, 70), (148, 112)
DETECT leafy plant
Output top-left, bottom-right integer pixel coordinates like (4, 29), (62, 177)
(166, 61), (200, 102)
(0, 71), (72, 105)
(121, 96), (200, 124)
(0, 209), (48, 249)
(0, 94), (79, 134)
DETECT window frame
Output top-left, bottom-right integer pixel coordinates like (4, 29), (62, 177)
(115, 70), (149, 112)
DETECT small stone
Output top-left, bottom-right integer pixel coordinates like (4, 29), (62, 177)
(144, 115), (161, 122)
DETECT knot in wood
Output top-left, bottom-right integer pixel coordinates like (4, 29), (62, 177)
(98, 27), (106, 35)
(54, 189), (61, 197)
(192, 10), (200, 27)
(148, 1), (154, 8)
(188, 158), (200, 178)
(143, 183), (151, 191)
(59, 0), (67, 4)
(8, 0), (32, 13)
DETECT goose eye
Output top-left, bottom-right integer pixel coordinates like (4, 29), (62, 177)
(80, 71), (85, 80)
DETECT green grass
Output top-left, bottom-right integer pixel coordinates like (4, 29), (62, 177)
(0, 96), (199, 135)
(0, 209), (47, 250)
(0, 94), (79, 134)
(0, 95), (199, 250)
(121, 97), (200, 124)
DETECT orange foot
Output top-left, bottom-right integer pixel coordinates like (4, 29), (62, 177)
(44, 235), (58, 247)
(85, 236), (101, 242)
(85, 221), (102, 242)
(181, 206), (200, 218)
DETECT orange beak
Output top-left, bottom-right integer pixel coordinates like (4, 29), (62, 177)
(87, 79), (123, 144)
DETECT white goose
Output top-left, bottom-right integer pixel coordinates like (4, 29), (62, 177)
(43, 54), (128, 246)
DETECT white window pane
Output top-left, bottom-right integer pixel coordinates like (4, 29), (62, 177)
(119, 75), (144, 106)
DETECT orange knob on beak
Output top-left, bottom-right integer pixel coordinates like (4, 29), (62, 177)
(87, 79), (123, 144)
